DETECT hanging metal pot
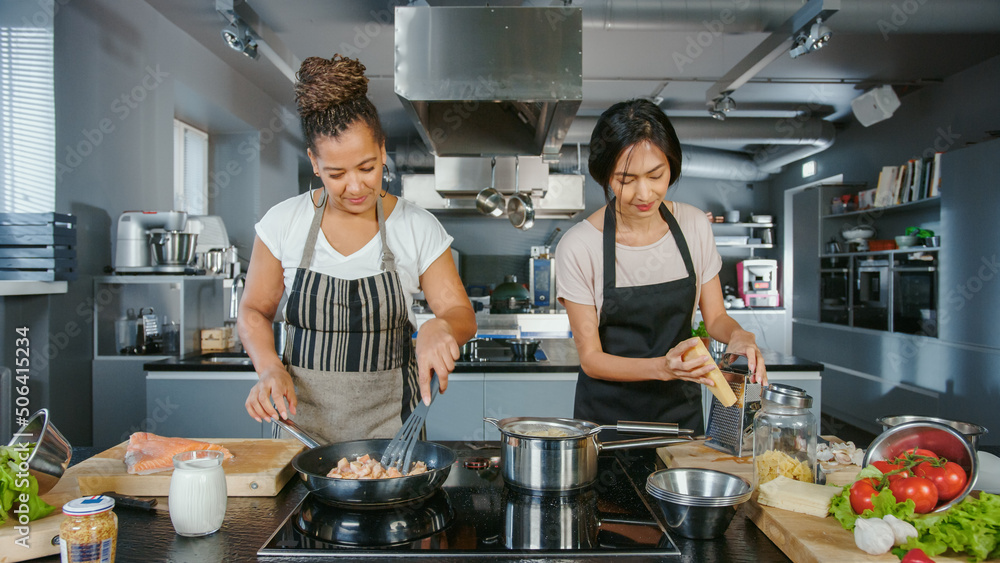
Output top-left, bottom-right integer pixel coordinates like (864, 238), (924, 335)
(507, 156), (535, 230)
(475, 157), (504, 217)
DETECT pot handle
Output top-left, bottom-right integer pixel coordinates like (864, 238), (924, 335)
(272, 417), (322, 449)
(611, 421), (695, 436)
(597, 436), (691, 452)
(484, 417), (500, 429)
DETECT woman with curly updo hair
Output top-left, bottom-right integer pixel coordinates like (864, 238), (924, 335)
(239, 54), (475, 444)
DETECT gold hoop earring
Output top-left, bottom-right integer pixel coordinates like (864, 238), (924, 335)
(380, 164), (390, 198)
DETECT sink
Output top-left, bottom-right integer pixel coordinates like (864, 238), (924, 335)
(201, 351), (252, 364)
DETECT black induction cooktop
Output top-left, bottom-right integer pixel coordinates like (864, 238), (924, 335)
(258, 448), (680, 559)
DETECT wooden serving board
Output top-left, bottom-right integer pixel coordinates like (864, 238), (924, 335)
(74, 438), (305, 497)
(657, 438), (968, 563)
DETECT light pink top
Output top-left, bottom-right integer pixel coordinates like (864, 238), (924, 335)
(555, 201), (722, 322)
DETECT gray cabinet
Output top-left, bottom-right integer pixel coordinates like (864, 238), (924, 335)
(425, 372), (486, 442)
(146, 371), (267, 439)
(424, 371), (579, 442)
(91, 276), (225, 448)
(483, 372), (577, 440)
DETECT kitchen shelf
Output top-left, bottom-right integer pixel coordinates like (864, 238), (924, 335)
(0, 280), (68, 296)
(819, 247), (939, 258)
(717, 243), (774, 249)
(712, 221), (773, 228)
(821, 196), (940, 220)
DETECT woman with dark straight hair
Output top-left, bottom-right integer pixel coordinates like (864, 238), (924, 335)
(555, 99), (766, 435)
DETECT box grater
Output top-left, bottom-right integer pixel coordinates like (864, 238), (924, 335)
(705, 354), (762, 457)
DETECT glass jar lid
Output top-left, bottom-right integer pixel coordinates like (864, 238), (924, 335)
(62, 495), (115, 516)
(762, 383), (812, 408)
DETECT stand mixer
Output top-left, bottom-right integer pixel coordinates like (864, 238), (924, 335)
(114, 210), (190, 273)
(840, 224), (877, 252)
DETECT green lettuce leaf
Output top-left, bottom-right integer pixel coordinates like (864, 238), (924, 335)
(895, 493), (1000, 562)
(0, 443), (56, 522)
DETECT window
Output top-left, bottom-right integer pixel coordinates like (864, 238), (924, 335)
(173, 119), (208, 214)
(0, 25), (55, 212)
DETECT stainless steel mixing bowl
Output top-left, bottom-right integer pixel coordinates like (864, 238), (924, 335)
(863, 420), (978, 512)
(645, 468), (751, 539)
(7, 408), (72, 496)
(877, 415), (987, 450)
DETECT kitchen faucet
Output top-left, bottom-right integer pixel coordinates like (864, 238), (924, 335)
(230, 274), (246, 319)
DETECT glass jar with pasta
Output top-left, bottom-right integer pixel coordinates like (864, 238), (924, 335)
(59, 495), (117, 563)
(752, 384), (818, 490)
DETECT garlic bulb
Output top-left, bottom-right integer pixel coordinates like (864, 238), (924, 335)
(854, 517), (895, 555)
(882, 514), (918, 546)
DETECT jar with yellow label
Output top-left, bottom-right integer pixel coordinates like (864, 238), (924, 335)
(59, 495), (117, 563)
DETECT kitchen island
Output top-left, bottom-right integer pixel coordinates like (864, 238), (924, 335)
(34, 443), (790, 563)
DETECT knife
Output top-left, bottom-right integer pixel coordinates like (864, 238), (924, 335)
(101, 491), (158, 511)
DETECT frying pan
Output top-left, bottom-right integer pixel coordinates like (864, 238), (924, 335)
(475, 157), (504, 217)
(274, 418), (455, 506)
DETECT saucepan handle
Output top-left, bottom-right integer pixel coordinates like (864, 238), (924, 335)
(612, 421), (694, 435)
(597, 436), (691, 452)
(272, 417), (322, 449)
(484, 417), (500, 429)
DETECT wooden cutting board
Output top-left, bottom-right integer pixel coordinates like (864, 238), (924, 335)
(1, 438), (302, 562)
(657, 438), (968, 563)
(74, 438), (305, 497)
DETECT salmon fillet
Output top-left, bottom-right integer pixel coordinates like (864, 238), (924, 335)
(124, 432), (234, 475)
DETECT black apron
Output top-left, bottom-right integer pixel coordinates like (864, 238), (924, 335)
(574, 200), (705, 437)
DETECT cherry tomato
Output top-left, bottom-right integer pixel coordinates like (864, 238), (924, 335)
(915, 460), (968, 502)
(849, 478), (880, 514)
(901, 547), (936, 563)
(872, 460), (911, 481)
(890, 476), (939, 514)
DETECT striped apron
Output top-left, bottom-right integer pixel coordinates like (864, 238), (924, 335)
(280, 192), (418, 445)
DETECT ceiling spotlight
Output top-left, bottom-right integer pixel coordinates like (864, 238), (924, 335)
(220, 19), (258, 59)
(810, 18), (832, 51)
(709, 109), (726, 121)
(718, 93), (736, 113)
(789, 32), (810, 58)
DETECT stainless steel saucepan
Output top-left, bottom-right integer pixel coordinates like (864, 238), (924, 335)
(485, 416), (692, 492)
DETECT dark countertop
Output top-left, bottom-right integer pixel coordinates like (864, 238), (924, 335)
(145, 340), (822, 374)
(44, 443), (790, 563)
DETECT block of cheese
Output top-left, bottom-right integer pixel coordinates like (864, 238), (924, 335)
(757, 475), (841, 518)
(682, 339), (738, 407)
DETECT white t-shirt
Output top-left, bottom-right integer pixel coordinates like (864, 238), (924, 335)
(255, 193), (454, 327)
(555, 201), (722, 323)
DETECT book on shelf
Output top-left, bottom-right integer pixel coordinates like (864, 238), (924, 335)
(929, 152), (942, 197)
(874, 165), (898, 207)
(874, 155), (942, 207)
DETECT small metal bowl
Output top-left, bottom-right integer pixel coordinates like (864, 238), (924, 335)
(7, 409), (72, 496)
(507, 339), (540, 359)
(863, 421), (978, 513)
(645, 468), (751, 539)
(877, 415), (987, 450)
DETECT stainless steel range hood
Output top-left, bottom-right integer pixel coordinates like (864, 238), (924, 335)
(394, 6), (583, 160)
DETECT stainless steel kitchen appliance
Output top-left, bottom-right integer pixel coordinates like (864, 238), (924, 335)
(114, 210), (196, 273)
(737, 259), (780, 308)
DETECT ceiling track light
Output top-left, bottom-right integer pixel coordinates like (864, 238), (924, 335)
(707, 92), (735, 118)
(220, 17), (258, 59)
(790, 17), (832, 58)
